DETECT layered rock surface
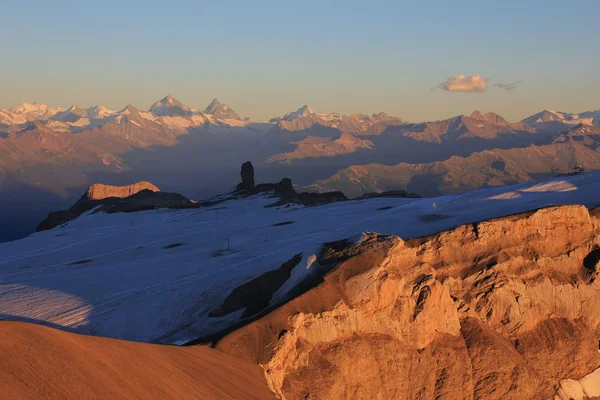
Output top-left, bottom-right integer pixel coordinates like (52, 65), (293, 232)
(83, 181), (160, 200)
(215, 205), (600, 399)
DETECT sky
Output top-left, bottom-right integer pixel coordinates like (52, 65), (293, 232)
(0, 0), (598, 122)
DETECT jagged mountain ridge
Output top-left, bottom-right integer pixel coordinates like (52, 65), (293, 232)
(385, 112), (535, 144)
(268, 105), (404, 137)
(310, 123), (600, 197)
(0, 96), (246, 135)
(1, 99), (599, 244)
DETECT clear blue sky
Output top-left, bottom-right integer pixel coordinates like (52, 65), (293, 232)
(1, 0), (598, 122)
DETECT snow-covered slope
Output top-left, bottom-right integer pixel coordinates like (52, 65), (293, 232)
(0, 173), (599, 344)
(523, 109), (600, 129)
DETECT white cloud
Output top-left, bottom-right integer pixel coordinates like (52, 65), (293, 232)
(438, 75), (488, 93)
(494, 81), (523, 92)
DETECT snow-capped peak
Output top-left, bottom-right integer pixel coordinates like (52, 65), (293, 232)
(119, 104), (139, 115)
(11, 103), (49, 114)
(67, 104), (85, 113)
(86, 105), (116, 119)
(208, 98), (221, 106)
(8, 103), (63, 122)
(149, 96), (192, 117)
(282, 105), (314, 121)
(202, 98), (241, 120)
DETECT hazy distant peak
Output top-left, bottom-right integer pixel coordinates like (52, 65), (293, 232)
(483, 112), (508, 126)
(65, 104), (87, 116)
(121, 104), (139, 114)
(11, 103), (49, 113)
(51, 104), (88, 122)
(86, 105), (116, 119)
(283, 105), (314, 121)
(203, 98), (241, 120)
(468, 110), (508, 126)
(203, 98), (223, 114)
(470, 110), (484, 120)
(8, 103), (61, 122)
(372, 112), (389, 120)
(567, 122), (600, 134)
(149, 96), (192, 117)
(204, 98), (221, 110)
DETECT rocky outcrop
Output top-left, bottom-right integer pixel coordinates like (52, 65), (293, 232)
(355, 190), (421, 200)
(83, 181), (160, 200)
(214, 205), (600, 399)
(237, 161), (255, 191)
(262, 178), (348, 208)
(230, 162), (348, 208)
(37, 181), (196, 231)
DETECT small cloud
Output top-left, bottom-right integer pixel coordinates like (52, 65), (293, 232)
(438, 75), (488, 93)
(494, 80), (523, 92)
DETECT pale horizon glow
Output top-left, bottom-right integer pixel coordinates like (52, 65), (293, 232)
(1, 0), (599, 123)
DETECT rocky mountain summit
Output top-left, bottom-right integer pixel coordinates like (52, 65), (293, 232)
(203, 98), (241, 120)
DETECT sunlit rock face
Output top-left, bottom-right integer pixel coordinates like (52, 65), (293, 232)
(83, 181), (160, 200)
(216, 205), (600, 400)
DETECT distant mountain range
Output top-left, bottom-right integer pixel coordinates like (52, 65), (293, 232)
(0, 95), (599, 242)
(309, 124), (600, 197)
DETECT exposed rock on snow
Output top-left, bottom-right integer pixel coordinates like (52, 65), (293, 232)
(37, 181), (196, 231)
(237, 161), (255, 191)
(215, 205), (600, 400)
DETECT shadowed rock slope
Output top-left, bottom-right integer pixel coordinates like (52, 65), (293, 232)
(214, 205), (600, 400)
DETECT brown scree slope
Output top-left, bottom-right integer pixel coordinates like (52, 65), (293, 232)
(0, 321), (274, 400)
